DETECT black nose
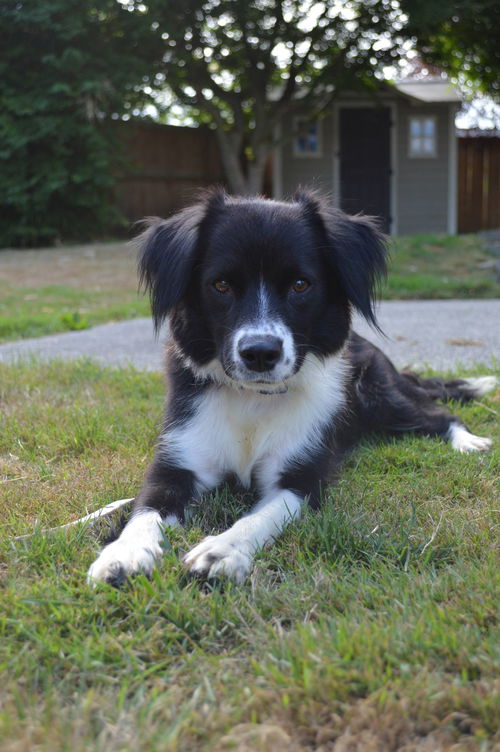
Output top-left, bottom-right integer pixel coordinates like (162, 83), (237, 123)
(238, 335), (283, 372)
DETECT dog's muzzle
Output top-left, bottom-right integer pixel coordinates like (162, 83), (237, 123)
(237, 334), (283, 373)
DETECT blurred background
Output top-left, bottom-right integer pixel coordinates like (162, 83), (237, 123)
(1, 0), (499, 248)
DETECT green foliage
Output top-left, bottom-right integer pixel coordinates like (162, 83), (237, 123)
(0, 0), (164, 247)
(145, 0), (405, 192)
(401, 0), (500, 98)
(3, 0), (498, 242)
(60, 312), (90, 331)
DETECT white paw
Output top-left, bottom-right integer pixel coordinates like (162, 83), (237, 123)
(449, 423), (492, 453)
(183, 534), (252, 583)
(87, 539), (162, 586)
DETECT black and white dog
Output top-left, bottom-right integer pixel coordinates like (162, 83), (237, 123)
(88, 189), (494, 586)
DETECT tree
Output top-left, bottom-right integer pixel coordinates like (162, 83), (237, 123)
(0, 0), (164, 246)
(400, 0), (500, 100)
(148, 0), (405, 195)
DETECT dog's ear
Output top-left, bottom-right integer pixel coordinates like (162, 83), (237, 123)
(296, 191), (388, 327)
(136, 203), (205, 331)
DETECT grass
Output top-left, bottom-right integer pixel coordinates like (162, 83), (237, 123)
(1, 232), (499, 344)
(1, 358), (499, 750)
(0, 240), (149, 343)
(384, 233), (500, 300)
(0, 282), (150, 341)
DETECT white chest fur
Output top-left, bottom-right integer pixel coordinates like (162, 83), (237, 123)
(161, 353), (348, 492)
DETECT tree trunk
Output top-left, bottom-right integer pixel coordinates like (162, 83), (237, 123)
(245, 142), (268, 195)
(214, 127), (268, 196)
(214, 128), (247, 194)
(245, 159), (267, 195)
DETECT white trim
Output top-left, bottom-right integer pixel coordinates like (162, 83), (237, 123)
(447, 105), (458, 234)
(389, 101), (398, 236)
(332, 100), (397, 234)
(272, 122), (283, 199)
(332, 102), (340, 208)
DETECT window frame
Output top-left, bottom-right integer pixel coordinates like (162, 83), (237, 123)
(292, 116), (323, 158)
(408, 115), (438, 159)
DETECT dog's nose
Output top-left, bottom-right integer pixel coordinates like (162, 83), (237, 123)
(238, 335), (283, 372)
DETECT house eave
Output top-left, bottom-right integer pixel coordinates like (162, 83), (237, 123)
(391, 79), (462, 104)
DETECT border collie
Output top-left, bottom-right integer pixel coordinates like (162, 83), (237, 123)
(87, 189), (495, 586)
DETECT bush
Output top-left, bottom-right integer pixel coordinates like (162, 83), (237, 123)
(0, 0), (163, 247)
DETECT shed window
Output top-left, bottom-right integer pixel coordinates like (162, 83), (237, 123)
(409, 116), (437, 158)
(293, 118), (322, 157)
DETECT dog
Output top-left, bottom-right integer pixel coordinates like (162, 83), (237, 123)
(87, 188), (495, 586)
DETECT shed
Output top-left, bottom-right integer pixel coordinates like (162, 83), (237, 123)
(273, 79), (462, 235)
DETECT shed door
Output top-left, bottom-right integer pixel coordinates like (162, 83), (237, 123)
(339, 107), (391, 232)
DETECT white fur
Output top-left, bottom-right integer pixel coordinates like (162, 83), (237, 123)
(448, 422), (492, 453)
(183, 489), (303, 582)
(88, 351), (348, 585)
(460, 376), (498, 397)
(160, 351), (348, 578)
(86, 509), (178, 585)
(161, 352), (348, 491)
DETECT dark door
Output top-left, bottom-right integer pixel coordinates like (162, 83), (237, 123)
(339, 107), (391, 232)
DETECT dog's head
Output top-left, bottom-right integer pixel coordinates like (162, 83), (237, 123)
(137, 188), (387, 392)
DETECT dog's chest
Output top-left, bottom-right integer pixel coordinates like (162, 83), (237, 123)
(164, 355), (347, 490)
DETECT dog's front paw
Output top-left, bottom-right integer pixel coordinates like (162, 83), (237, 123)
(449, 424), (492, 453)
(87, 539), (162, 587)
(183, 534), (252, 583)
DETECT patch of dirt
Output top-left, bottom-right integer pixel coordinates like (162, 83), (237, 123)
(445, 338), (486, 347)
(0, 241), (137, 290)
(227, 680), (500, 752)
(219, 723), (300, 751)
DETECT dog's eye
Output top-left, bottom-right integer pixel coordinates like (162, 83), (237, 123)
(214, 279), (231, 294)
(291, 279), (310, 293)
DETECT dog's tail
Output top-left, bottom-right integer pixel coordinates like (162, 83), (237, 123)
(400, 373), (497, 404)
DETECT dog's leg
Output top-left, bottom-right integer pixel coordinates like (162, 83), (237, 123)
(87, 459), (196, 586)
(350, 337), (494, 453)
(183, 489), (304, 583)
(374, 392), (493, 455)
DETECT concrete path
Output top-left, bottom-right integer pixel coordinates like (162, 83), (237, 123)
(0, 299), (498, 372)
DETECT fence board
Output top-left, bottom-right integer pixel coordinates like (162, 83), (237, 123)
(113, 122), (225, 221)
(458, 137), (500, 233)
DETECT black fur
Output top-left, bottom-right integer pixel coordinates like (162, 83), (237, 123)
(134, 188), (481, 518)
(88, 189), (492, 585)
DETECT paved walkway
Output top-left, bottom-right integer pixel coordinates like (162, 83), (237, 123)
(0, 300), (498, 372)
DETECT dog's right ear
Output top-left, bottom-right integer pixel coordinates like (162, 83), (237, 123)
(136, 203), (205, 331)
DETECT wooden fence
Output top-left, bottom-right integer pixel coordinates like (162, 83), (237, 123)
(114, 124), (500, 233)
(458, 137), (500, 233)
(114, 121), (225, 221)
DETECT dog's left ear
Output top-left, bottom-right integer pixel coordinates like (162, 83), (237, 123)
(296, 191), (388, 327)
(136, 203), (205, 331)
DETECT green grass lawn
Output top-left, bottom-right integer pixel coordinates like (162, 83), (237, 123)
(1, 359), (499, 750)
(0, 282), (151, 341)
(0, 232), (499, 344)
(384, 234), (500, 300)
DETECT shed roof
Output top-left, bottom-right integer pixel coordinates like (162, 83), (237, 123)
(393, 79), (462, 103)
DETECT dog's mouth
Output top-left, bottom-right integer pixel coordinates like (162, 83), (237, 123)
(223, 370), (290, 395)
(219, 360), (291, 393)
(242, 380), (289, 395)
(221, 353), (302, 395)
